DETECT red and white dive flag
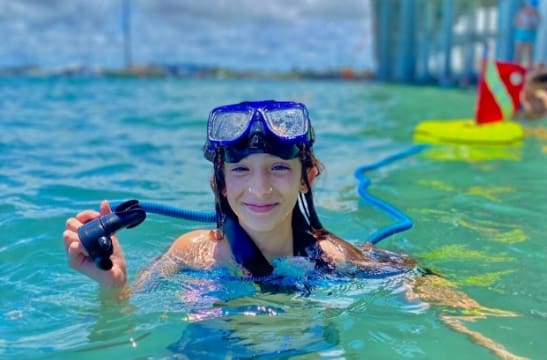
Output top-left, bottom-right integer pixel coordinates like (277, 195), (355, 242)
(474, 60), (526, 124)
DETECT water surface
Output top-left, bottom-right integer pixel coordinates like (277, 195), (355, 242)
(1, 77), (546, 359)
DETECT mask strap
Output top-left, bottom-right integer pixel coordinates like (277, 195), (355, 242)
(297, 193), (311, 226)
(213, 150), (226, 229)
(300, 154), (324, 231)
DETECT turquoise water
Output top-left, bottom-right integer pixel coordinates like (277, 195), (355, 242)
(1, 77), (546, 359)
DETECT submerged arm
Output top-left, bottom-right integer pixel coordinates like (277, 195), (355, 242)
(317, 234), (417, 273)
(408, 271), (524, 359)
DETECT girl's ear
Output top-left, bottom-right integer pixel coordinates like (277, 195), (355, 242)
(300, 166), (319, 193)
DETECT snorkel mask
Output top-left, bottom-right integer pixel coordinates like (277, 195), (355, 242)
(203, 100), (315, 163)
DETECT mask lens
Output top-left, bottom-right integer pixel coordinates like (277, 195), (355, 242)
(209, 110), (252, 142)
(264, 108), (307, 139)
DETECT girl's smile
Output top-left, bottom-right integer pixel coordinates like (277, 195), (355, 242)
(243, 202), (279, 214)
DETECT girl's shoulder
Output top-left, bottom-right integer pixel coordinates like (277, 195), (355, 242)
(167, 229), (233, 268)
(173, 228), (219, 242)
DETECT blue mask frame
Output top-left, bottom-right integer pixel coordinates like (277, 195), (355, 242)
(204, 100), (315, 162)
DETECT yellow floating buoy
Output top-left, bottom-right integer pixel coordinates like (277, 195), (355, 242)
(413, 119), (524, 145)
(414, 60), (527, 150)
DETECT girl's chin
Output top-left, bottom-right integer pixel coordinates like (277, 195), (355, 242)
(236, 207), (292, 232)
(239, 214), (288, 233)
(240, 218), (278, 233)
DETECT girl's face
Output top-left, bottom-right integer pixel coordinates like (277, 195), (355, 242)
(223, 153), (304, 234)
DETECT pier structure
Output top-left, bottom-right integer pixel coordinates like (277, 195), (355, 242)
(372, 0), (547, 85)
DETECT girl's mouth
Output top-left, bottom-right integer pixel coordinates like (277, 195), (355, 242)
(244, 203), (278, 213)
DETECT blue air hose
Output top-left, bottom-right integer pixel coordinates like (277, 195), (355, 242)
(111, 144), (429, 243)
(354, 144), (429, 244)
(110, 200), (216, 223)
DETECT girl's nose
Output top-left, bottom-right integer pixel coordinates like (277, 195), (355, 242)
(247, 171), (273, 197)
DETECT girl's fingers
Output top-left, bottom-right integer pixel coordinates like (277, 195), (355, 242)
(65, 217), (82, 232)
(75, 209), (101, 224)
(100, 200), (112, 216)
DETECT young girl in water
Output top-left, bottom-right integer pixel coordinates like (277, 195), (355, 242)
(63, 100), (523, 359)
(64, 100), (416, 288)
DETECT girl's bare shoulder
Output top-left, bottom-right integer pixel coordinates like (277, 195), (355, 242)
(167, 229), (233, 268)
(170, 229), (218, 247)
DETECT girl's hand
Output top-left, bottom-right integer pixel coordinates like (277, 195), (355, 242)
(63, 200), (127, 290)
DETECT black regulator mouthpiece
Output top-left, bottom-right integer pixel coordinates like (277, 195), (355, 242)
(78, 200), (146, 271)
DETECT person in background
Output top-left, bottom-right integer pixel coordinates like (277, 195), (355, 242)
(513, 0), (541, 68)
(519, 62), (547, 119)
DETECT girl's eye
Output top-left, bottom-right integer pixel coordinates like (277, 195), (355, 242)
(230, 166), (248, 173)
(272, 164), (291, 171)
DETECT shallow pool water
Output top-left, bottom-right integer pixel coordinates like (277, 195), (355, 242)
(1, 77), (546, 359)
